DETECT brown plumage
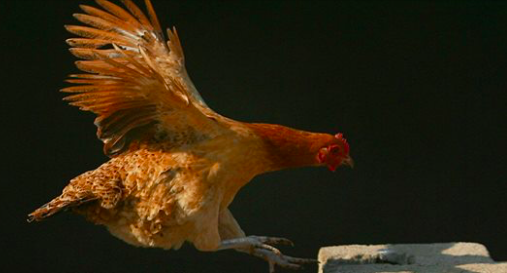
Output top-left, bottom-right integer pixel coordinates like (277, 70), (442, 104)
(28, 1), (353, 272)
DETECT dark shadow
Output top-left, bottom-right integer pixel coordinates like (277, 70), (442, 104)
(322, 242), (495, 273)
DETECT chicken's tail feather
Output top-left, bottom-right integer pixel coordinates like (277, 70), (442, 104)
(27, 194), (96, 222)
(27, 197), (70, 222)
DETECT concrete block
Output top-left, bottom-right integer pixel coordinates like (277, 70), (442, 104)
(318, 242), (505, 273)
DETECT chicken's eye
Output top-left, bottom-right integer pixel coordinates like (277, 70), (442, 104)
(330, 146), (340, 154)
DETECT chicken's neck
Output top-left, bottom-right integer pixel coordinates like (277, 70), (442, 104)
(246, 123), (334, 172)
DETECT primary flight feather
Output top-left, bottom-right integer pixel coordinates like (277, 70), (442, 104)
(28, 1), (353, 272)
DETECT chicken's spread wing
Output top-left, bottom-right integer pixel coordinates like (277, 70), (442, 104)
(62, 0), (221, 156)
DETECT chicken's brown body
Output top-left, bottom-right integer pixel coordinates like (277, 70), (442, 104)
(32, 122), (268, 249)
(29, 1), (352, 272)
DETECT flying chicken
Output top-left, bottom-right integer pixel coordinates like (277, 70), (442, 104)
(28, 1), (353, 272)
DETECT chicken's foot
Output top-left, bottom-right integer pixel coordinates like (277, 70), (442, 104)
(219, 236), (317, 272)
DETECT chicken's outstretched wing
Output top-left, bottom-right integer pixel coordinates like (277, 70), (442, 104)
(62, 0), (221, 156)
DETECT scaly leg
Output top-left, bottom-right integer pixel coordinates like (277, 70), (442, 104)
(218, 209), (317, 272)
(219, 236), (316, 272)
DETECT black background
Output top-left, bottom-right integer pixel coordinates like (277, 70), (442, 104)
(2, 1), (506, 272)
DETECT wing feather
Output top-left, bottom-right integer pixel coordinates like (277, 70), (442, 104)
(120, 0), (153, 28)
(79, 4), (135, 31)
(62, 0), (221, 156)
(66, 38), (112, 48)
(95, 0), (142, 27)
(144, 0), (163, 36)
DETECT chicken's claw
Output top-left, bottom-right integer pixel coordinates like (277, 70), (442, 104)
(251, 248), (317, 273)
(220, 236), (316, 272)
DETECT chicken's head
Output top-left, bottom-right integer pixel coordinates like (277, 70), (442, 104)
(316, 133), (353, 171)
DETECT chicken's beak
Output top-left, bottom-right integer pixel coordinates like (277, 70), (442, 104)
(342, 156), (354, 168)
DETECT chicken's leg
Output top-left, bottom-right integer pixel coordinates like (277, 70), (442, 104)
(218, 209), (316, 272)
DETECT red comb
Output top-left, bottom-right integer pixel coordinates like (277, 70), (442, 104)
(334, 133), (350, 154)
